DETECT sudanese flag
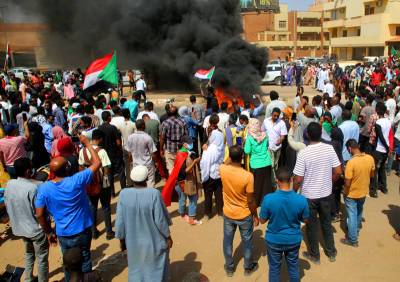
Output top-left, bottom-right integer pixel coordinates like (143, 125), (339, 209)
(83, 51), (118, 90)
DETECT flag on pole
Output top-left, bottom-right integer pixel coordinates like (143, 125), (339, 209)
(83, 51), (118, 90)
(194, 66), (215, 80)
(4, 43), (12, 71)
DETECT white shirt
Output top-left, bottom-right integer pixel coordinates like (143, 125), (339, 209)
(329, 105), (342, 122)
(136, 79), (146, 91)
(265, 100), (287, 118)
(137, 111), (159, 122)
(111, 116), (136, 146)
(323, 83), (335, 98)
(262, 117), (288, 151)
(217, 112), (229, 131)
(376, 117), (391, 153)
(78, 145), (111, 168)
(385, 98), (396, 123)
(293, 142), (341, 199)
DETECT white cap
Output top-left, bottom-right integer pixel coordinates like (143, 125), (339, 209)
(130, 165), (148, 182)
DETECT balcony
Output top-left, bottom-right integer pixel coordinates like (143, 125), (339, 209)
(324, 18), (345, 28)
(330, 36), (385, 47)
(323, 0), (346, 11)
(297, 11), (322, 19)
(297, 26), (322, 33)
(256, 41), (294, 48)
(297, 40), (329, 47)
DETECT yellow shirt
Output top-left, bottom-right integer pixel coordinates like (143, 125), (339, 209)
(220, 164), (254, 220)
(344, 153), (375, 198)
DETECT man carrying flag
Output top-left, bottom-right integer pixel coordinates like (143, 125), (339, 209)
(4, 43), (13, 72)
(83, 51), (118, 90)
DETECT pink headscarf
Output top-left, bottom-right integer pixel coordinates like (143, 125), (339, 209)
(247, 118), (266, 143)
(51, 126), (67, 157)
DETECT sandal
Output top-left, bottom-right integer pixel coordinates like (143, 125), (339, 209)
(393, 233), (400, 241)
(188, 218), (202, 225)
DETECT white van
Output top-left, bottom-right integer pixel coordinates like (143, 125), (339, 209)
(262, 64), (282, 85)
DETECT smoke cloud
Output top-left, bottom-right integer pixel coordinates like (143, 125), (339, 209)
(14, 0), (268, 99)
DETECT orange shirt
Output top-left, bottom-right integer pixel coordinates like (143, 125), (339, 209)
(220, 164), (254, 220)
(345, 153), (375, 198)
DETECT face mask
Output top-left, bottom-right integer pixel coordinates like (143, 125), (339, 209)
(186, 143), (193, 151)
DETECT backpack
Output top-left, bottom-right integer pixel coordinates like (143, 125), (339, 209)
(82, 147), (102, 197)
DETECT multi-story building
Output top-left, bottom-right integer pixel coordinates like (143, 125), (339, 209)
(323, 0), (400, 61)
(242, 4), (330, 60)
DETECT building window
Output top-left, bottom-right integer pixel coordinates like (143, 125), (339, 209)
(279, 21), (287, 29)
(365, 5), (375, 15)
(343, 30), (347, 37)
(357, 28), (361, 36)
(396, 26), (400, 36)
(278, 35), (286, 41)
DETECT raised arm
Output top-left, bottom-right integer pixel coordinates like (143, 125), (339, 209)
(79, 135), (101, 173)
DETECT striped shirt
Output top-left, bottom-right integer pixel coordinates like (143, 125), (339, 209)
(293, 142), (341, 200)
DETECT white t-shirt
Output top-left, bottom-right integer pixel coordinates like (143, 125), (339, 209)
(262, 117), (288, 151)
(293, 142), (341, 199)
(137, 111), (159, 121)
(265, 100), (287, 118)
(323, 83), (335, 98)
(385, 98), (396, 123)
(376, 117), (391, 153)
(136, 79), (146, 91)
(78, 145), (111, 168)
(217, 112), (229, 131)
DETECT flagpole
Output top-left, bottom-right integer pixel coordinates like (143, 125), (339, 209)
(3, 42), (8, 72)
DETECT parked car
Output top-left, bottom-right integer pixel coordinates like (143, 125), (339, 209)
(9, 67), (32, 80)
(262, 64), (282, 85)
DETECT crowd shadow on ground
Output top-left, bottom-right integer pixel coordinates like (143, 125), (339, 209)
(169, 252), (210, 282)
(382, 204), (400, 234)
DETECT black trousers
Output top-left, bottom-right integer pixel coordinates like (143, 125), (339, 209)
(371, 151), (388, 194)
(136, 90), (146, 106)
(251, 166), (273, 207)
(306, 195), (337, 259)
(203, 178), (223, 217)
(110, 158), (126, 194)
(359, 134), (370, 153)
(331, 178), (343, 216)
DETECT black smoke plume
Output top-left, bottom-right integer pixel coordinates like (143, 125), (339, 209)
(14, 0), (268, 100)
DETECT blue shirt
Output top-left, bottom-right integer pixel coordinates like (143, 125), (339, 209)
(35, 169), (94, 237)
(41, 122), (54, 153)
(339, 120), (360, 161)
(182, 116), (198, 140)
(260, 190), (309, 245)
(123, 100), (138, 122)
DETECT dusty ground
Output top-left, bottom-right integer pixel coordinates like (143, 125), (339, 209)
(1, 86), (400, 281)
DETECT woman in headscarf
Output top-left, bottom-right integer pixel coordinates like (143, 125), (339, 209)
(179, 106), (199, 153)
(26, 122), (50, 169)
(200, 114), (225, 220)
(57, 137), (79, 175)
(51, 126), (68, 157)
(244, 118), (273, 206)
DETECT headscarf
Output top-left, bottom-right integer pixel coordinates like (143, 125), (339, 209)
(247, 118), (266, 143)
(178, 106), (189, 117)
(51, 126), (68, 157)
(200, 129), (225, 183)
(57, 137), (75, 157)
(208, 129), (225, 157)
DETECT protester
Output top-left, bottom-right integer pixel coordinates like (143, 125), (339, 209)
(293, 122), (342, 264)
(36, 135), (101, 280)
(137, 101), (159, 121)
(51, 126), (68, 157)
(260, 167), (309, 282)
(99, 111), (126, 194)
(220, 145), (259, 277)
(125, 119), (157, 188)
(78, 129), (114, 240)
(4, 158), (49, 282)
(244, 118), (273, 206)
(115, 165), (172, 282)
(342, 139), (375, 247)
(339, 110), (360, 162)
(200, 114), (224, 220)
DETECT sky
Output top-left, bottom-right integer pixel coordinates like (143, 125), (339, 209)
(281, 0), (315, 11)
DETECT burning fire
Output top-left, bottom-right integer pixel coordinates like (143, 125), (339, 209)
(215, 88), (245, 112)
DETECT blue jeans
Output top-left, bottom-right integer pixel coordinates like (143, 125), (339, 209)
(266, 242), (301, 282)
(89, 187), (113, 234)
(175, 184), (198, 217)
(223, 215), (254, 270)
(344, 196), (366, 243)
(58, 228), (92, 282)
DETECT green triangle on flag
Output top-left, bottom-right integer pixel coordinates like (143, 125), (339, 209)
(98, 51), (118, 86)
(391, 47), (398, 58)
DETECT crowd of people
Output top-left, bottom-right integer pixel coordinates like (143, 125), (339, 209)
(0, 59), (399, 282)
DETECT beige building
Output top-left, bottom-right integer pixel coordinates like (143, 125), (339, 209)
(323, 0), (400, 61)
(245, 4), (329, 60)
